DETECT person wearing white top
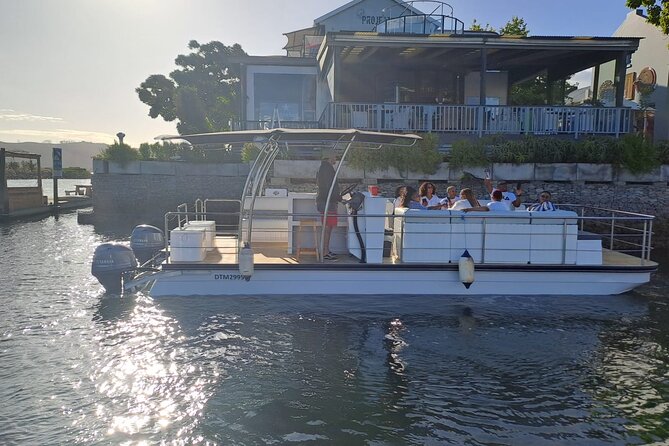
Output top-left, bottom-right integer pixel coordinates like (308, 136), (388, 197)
(449, 188), (490, 213)
(439, 185), (461, 208)
(418, 181), (441, 207)
(393, 185), (407, 209)
(484, 176), (522, 208)
(486, 190), (512, 211)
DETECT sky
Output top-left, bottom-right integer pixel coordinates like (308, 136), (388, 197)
(0, 0), (636, 146)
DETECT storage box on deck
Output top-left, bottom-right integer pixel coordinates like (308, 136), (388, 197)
(183, 220), (216, 251)
(169, 227), (206, 262)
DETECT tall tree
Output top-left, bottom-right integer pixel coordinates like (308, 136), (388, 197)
(137, 40), (246, 135)
(627, 0), (669, 34)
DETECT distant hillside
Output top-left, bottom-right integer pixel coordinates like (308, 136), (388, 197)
(0, 141), (106, 169)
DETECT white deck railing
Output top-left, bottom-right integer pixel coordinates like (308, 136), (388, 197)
(320, 103), (633, 137)
(162, 204), (654, 266)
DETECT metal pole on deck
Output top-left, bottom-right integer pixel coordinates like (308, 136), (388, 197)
(0, 148), (8, 214)
(52, 148), (62, 212)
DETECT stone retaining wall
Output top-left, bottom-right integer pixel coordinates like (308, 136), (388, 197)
(91, 160), (248, 229)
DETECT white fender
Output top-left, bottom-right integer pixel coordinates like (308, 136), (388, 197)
(238, 242), (254, 281)
(458, 249), (475, 289)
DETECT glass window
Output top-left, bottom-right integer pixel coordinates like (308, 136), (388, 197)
(253, 74), (316, 122)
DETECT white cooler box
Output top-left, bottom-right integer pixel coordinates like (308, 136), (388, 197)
(170, 227), (206, 262)
(184, 220), (216, 251)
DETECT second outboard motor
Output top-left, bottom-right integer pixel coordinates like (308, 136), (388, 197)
(130, 225), (165, 264)
(92, 243), (138, 294)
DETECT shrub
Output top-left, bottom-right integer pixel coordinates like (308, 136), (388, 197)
(656, 140), (669, 164)
(619, 134), (658, 174)
(95, 142), (138, 165)
(448, 139), (488, 168)
(347, 133), (442, 175)
(574, 137), (619, 164)
(241, 143), (260, 163)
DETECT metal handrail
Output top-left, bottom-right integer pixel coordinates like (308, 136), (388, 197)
(160, 204), (655, 265)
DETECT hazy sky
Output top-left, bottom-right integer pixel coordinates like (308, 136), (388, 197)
(0, 0), (635, 146)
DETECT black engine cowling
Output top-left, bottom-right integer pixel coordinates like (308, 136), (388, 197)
(92, 243), (138, 294)
(130, 225), (165, 264)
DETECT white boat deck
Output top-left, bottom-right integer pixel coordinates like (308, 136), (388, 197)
(167, 235), (656, 268)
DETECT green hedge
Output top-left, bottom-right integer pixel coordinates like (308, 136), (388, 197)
(346, 133), (442, 175)
(95, 141), (241, 164)
(450, 135), (666, 174)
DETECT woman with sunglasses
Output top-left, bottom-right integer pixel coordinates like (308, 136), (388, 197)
(528, 191), (557, 212)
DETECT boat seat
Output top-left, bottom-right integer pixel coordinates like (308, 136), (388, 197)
(296, 218), (320, 261)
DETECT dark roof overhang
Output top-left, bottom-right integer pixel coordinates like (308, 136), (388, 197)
(318, 32), (641, 81)
(228, 55), (318, 67)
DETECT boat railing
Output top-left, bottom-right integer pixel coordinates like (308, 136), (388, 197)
(161, 204), (654, 265)
(320, 103), (634, 137)
(558, 204), (654, 260)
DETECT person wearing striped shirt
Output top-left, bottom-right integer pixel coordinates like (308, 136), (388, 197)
(528, 191), (557, 212)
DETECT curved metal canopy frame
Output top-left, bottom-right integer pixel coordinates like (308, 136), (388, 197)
(158, 129), (421, 261)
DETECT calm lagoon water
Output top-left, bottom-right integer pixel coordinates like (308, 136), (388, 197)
(0, 212), (667, 445)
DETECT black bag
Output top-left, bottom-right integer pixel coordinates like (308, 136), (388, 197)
(346, 191), (365, 212)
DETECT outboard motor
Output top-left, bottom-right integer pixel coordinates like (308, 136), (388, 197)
(92, 243), (138, 294)
(130, 225), (165, 265)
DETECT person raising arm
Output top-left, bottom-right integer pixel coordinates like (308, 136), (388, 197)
(484, 174), (522, 209)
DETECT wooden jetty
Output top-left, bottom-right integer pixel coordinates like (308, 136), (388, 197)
(0, 147), (91, 222)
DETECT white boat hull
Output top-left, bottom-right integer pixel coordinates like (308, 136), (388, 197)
(142, 265), (653, 297)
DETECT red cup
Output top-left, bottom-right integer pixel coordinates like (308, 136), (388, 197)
(368, 185), (379, 196)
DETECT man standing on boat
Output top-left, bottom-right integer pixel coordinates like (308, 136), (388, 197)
(316, 152), (340, 260)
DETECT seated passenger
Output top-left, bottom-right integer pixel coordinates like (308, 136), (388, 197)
(401, 186), (428, 210)
(419, 181), (441, 207)
(439, 185), (460, 208)
(393, 185), (407, 209)
(528, 191), (557, 211)
(449, 188), (490, 213)
(486, 190), (512, 211)
(484, 176), (523, 208)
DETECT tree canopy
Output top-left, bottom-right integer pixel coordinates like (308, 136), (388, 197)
(627, 0), (669, 34)
(469, 19), (494, 32)
(468, 16), (529, 36)
(499, 16), (529, 36)
(136, 40), (246, 135)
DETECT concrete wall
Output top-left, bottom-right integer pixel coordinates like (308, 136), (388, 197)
(91, 160), (249, 229)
